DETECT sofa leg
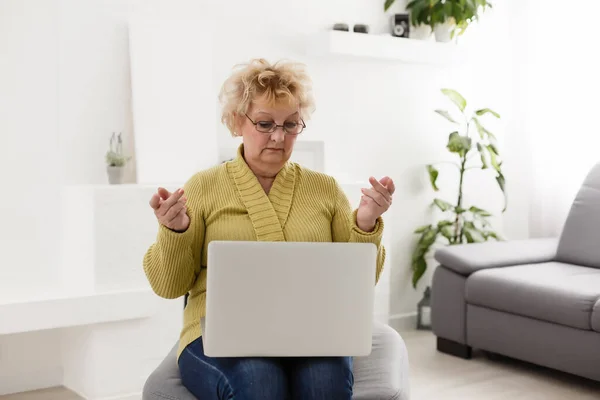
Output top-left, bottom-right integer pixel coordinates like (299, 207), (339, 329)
(437, 337), (472, 359)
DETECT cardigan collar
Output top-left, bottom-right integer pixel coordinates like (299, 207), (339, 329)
(226, 144), (297, 241)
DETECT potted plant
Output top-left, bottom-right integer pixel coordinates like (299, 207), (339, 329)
(384, 0), (432, 40)
(405, 0), (433, 40)
(431, 0), (493, 42)
(105, 132), (131, 184)
(411, 88), (505, 289)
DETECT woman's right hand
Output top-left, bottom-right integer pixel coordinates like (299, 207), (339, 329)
(149, 187), (190, 232)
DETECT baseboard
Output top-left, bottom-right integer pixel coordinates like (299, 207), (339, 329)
(388, 312), (418, 332)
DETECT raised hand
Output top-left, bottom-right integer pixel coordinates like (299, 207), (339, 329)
(356, 176), (395, 232)
(149, 187), (190, 232)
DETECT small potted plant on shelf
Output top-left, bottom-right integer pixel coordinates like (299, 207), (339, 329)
(431, 0), (493, 42)
(105, 132), (131, 185)
(405, 0), (433, 40)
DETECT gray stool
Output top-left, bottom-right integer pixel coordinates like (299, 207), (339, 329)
(143, 322), (410, 400)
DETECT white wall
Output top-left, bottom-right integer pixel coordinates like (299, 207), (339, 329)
(0, 0), (527, 396)
(523, 0), (600, 237)
(0, 0), (62, 298)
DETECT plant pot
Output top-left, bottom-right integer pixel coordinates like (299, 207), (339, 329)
(410, 24), (432, 40)
(107, 166), (125, 184)
(434, 20), (455, 43)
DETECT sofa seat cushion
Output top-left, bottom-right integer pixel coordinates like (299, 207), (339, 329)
(593, 299), (600, 333)
(466, 262), (600, 330)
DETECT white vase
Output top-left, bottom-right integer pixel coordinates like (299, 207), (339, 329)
(433, 20), (455, 43)
(107, 166), (125, 184)
(410, 24), (432, 40)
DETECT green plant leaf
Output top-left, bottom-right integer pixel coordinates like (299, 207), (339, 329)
(435, 110), (459, 124)
(384, 0), (396, 11)
(411, 235), (429, 265)
(469, 206), (492, 217)
(472, 116), (498, 142)
(464, 230), (475, 243)
(414, 224), (432, 234)
(455, 206), (466, 214)
(463, 221), (485, 243)
(433, 198), (454, 212)
(463, 220), (475, 230)
(447, 132), (472, 156)
(411, 227), (439, 288)
(489, 143), (500, 156)
(437, 220), (454, 228)
(441, 89), (467, 112)
(427, 164), (439, 191)
(472, 117), (485, 139)
(412, 228), (438, 264)
(437, 220), (456, 243)
(440, 225), (454, 241)
(476, 143), (488, 169)
(483, 231), (501, 240)
(412, 257), (427, 288)
(421, 227), (438, 247)
(487, 144), (501, 172)
(475, 108), (501, 118)
(496, 173), (507, 211)
(406, 0), (431, 26)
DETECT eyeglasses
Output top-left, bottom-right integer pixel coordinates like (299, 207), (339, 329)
(245, 114), (306, 135)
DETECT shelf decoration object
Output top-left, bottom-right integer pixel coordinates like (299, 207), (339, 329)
(105, 132), (131, 185)
(353, 24), (370, 34)
(333, 23), (350, 32)
(391, 14), (410, 38)
(417, 286), (432, 330)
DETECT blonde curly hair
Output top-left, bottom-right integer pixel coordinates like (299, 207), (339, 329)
(218, 58), (316, 136)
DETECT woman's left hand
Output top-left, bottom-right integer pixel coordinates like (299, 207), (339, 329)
(356, 176), (395, 232)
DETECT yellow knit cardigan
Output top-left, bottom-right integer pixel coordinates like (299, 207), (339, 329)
(143, 145), (386, 359)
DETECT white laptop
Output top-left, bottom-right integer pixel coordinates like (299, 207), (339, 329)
(203, 241), (376, 358)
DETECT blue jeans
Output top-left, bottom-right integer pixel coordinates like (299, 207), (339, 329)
(178, 336), (353, 400)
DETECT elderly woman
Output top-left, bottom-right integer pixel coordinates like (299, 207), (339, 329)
(143, 58), (395, 400)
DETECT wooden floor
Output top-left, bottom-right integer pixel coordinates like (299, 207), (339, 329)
(0, 387), (82, 400)
(2, 331), (600, 400)
(405, 331), (600, 400)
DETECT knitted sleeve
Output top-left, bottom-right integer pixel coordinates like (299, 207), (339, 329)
(331, 180), (386, 284)
(143, 174), (204, 299)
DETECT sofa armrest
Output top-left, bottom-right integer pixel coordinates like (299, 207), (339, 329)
(434, 238), (558, 276)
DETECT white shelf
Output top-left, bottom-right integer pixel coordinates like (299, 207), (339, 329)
(307, 30), (465, 65)
(0, 289), (160, 335)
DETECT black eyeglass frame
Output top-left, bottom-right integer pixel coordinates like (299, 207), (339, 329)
(245, 113), (306, 135)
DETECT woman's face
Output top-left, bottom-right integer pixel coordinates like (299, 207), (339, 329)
(236, 97), (301, 173)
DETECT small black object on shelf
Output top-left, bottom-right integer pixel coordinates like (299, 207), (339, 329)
(353, 24), (369, 34)
(417, 286), (432, 330)
(392, 14), (410, 38)
(333, 23), (349, 32)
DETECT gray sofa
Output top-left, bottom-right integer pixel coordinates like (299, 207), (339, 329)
(143, 321), (410, 400)
(431, 162), (600, 382)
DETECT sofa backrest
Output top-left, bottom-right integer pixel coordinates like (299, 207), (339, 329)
(556, 162), (600, 268)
